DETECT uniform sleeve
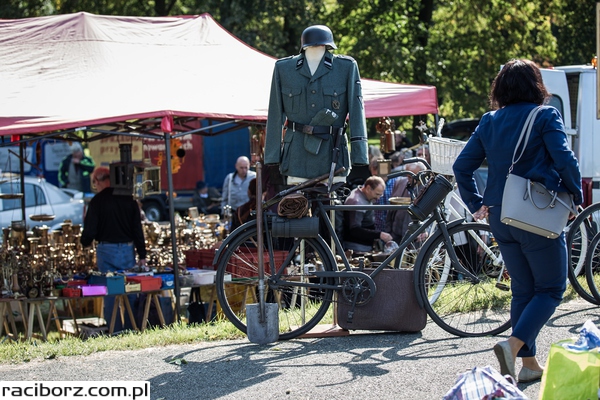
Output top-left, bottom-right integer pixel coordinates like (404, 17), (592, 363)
(265, 64), (284, 165)
(347, 61), (368, 166)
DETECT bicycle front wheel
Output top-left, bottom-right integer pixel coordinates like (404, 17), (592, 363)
(584, 232), (600, 303)
(415, 222), (512, 337)
(566, 202), (600, 304)
(215, 221), (337, 340)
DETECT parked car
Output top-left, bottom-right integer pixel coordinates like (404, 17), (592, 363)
(0, 174), (85, 231)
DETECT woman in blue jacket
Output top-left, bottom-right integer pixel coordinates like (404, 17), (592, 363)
(453, 59), (582, 383)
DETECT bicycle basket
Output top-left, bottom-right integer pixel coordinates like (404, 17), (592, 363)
(428, 136), (467, 176)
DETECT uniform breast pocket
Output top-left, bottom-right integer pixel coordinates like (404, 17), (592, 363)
(323, 86), (347, 114)
(281, 86), (303, 113)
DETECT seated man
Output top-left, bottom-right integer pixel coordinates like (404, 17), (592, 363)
(343, 176), (393, 253)
(385, 162), (427, 243)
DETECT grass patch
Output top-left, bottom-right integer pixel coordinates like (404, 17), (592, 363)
(0, 280), (586, 365)
(0, 318), (245, 365)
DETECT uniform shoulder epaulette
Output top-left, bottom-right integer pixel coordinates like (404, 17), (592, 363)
(335, 54), (357, 63)
(276, 55), (295, 63)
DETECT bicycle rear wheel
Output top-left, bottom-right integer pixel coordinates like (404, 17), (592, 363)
(215, 221), (337, 340)
(566, 202), (600, 304)
(415, 222), (512, 337)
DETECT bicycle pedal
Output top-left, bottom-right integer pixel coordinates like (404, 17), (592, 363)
(495, 283), (510, 291)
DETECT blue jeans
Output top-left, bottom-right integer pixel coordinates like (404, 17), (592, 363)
(96, 242), (137, 332)
(96, 242), (136, 273)
(489, 207), (567, 357)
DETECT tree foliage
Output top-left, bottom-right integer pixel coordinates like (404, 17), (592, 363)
(0, 0), (596, 122)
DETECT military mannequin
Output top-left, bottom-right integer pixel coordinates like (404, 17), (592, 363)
(264, 25), (369, 183)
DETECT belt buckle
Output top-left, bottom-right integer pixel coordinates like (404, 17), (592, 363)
(302, 125), (314, 134)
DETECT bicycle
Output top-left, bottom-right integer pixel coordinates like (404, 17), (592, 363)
(213, 158), (512, 339)
(566, 201), (600, 304)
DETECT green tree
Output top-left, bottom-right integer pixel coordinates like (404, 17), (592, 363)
(553, 0), (597, 66)
(427, 0), (559, 120)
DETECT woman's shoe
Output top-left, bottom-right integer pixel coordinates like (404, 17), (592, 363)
(518, 367), (543, 383)
(493, 340), (515, 379)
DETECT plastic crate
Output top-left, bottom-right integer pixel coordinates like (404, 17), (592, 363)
(81, 285), (108, 296)
(88, 275), (125, 295)
(127, 276), (162, 292)
(229, 249), (288, 278)
(428, 136), (467, 176)
(66, 279), (88, 287)
(156, 273), (175, 289)
(62, 287), (82, 297)
(184, 248), (217, 269)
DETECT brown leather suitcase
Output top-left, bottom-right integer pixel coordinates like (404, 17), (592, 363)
(336, 268), (427, 332)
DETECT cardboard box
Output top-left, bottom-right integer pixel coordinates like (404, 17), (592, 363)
(88, 275), (125, 295)
(125, 283), (141, 292)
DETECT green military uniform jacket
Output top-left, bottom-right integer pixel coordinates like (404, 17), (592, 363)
(264, 51), (369, 179)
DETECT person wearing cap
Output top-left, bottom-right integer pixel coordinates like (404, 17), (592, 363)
(192, 180), (221, 215)
(264, 25), (369, 182)
(58, 142), (95, 193)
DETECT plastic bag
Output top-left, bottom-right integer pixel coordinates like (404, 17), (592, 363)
(442, 366), (528, 400)
(539, 339), (600, 400)
(563, 319), (600, 351)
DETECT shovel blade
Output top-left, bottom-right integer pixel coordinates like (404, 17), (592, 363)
(246, 303), (279, 344)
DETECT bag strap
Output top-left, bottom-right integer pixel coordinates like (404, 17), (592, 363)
(508, 106), (542, 174)
(526, 180), (578, 214)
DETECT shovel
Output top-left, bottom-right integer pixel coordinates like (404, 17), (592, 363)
(246, 162), (279, 344)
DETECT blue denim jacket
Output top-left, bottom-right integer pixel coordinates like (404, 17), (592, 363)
(453, 103), (583, 213)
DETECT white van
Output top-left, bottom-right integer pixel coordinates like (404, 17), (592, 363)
(541, 64), (599, 207)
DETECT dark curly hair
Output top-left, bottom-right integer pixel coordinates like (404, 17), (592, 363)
(489, 59), (550, 109)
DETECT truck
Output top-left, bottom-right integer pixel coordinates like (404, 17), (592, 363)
(540, 62), (599, 207)
(87, 128), (251, 222)
(0, 127), (251, 222)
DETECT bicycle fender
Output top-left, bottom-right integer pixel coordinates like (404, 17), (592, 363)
(412, 218), (465, 309)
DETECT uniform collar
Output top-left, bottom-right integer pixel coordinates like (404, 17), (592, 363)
(296, 51), (333, 80)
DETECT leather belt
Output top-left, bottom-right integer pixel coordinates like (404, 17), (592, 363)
(288, 121), (343, 136)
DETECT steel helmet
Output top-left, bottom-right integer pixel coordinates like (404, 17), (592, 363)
(300, 25), (337, 51)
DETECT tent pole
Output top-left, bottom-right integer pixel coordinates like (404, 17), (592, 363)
(19, 142), (25, 221)
(164, 133), (181, 323)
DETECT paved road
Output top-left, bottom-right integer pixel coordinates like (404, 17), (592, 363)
(2, 298), (598, 399)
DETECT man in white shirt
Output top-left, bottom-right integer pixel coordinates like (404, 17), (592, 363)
(221, 156), (256, 213)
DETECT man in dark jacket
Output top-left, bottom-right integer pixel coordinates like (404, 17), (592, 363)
(80, 166), (147, 272)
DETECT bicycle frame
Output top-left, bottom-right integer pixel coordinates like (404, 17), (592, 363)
(262, 196), (482, 299)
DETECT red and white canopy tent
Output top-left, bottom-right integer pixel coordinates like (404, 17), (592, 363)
(0, 12), (438, 303)
(0, 12), (438, 138)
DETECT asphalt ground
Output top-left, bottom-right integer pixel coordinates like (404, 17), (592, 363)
(2, 298), (597, 400)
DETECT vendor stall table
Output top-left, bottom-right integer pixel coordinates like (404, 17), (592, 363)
(0, 298), (22, 340)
